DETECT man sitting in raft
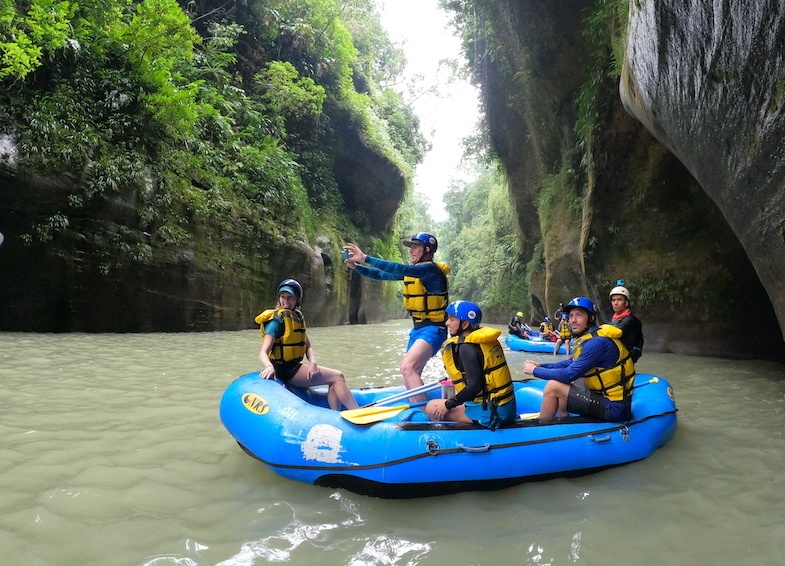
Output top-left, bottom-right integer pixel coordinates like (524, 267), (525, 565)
(425, 301), (517, 430)
(508, 311), (530, 339)
(523, 297), (635, 423)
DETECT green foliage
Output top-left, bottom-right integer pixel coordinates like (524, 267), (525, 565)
(1, 0), (421, 282)
(111, 0), (202, 140)
(441, 165), (528, 319)
(254, 60), (326, 134)
(574, 0), (627, 147)
(375, 88), (429, 169)
(0, 0), (76, 78)
(340, 0), (404, 87)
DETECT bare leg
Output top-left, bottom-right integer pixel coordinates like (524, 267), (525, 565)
(540, 380), (570, 421)
(425, 399), (473, 423)
(290, 365), (359, 410)
(400, 339), (434, 403)
(556, 396), (569, 418)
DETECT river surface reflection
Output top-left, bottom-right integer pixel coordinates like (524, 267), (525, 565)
(1, 321), (784, 565)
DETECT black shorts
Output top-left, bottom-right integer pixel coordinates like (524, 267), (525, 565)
(566, 380), (607, 420)
(273, 360), (302, 382)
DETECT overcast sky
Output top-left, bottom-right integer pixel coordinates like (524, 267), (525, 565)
(378, 0), (481, 221)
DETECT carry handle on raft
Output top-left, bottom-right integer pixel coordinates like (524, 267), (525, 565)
(341, 377), (661, 426)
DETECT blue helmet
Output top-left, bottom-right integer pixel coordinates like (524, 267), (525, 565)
(544, 316), (551, 322)
(563, 297), (596, 317)
(402, 232), (438, 254)
(277, 278), (303, 305)
(445, 300), (482, 326)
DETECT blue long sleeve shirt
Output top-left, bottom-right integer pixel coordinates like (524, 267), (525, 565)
(354, 256), (448, 294)
(533, 328), (620, 384)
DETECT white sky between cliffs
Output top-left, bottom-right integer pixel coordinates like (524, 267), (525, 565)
(378, 0), (482, 222)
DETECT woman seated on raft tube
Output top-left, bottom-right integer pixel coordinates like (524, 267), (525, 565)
(523, 297), (635, 423)
(425, 301), (517, 430)
(256, 279), (359, 411)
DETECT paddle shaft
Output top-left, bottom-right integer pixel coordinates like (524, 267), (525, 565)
(360, 381), (443, 408)
(634, 377), (659, 389)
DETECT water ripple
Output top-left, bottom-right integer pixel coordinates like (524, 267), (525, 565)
(1, 326), (785, 564)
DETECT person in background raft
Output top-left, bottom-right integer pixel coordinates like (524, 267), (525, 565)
(425, 301), (517, 429)
(508, 311), (530, 339)
(256, 279), (358, 411)
(523, 297), (635, 422)
(553, 311), (571, 355)
(608, 282), (644, 363)
(343, 233), (450, 403)
(539, 316), (555, 341)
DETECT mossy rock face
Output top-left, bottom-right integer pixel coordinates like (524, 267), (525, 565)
(0, 165), (394, 332)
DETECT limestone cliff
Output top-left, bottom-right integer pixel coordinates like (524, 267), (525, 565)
(620, 0), (785, 345)
(453, 0), (783, 359)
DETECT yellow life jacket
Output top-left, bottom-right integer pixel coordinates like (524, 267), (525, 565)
(442, 327), (515, 407)
(571, 324), (635, 402)
(254, 308), (307, 363)
(402, 261), (451, 324)
(540, 321), (554, 335)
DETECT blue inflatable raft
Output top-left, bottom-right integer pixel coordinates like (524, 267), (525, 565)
(506, 333), (566, 354)
(219, 373), (678, 498)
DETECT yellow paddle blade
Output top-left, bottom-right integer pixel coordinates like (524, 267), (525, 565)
(341, 405), (411, 425)
(341, 403), (417, 425)
(520, 412), (540, 420)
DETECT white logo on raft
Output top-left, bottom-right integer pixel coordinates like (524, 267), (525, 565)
(301, 424), (346, 464)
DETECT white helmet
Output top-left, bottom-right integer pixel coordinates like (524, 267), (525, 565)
(609, 286), (631, 300)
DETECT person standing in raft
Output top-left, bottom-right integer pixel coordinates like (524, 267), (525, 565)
(608, 281), (644, 363)
(256, 279), (359, 411)
(553, 310), (572, 355)
(523, 297), (635, 423)
(343, 233), (450, 402)
(425, 301), (517, 429)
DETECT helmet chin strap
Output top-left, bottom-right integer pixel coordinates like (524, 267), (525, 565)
(450, 321), (471, 337)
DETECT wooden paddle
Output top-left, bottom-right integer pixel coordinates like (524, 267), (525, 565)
(341, 401), (429, 425)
